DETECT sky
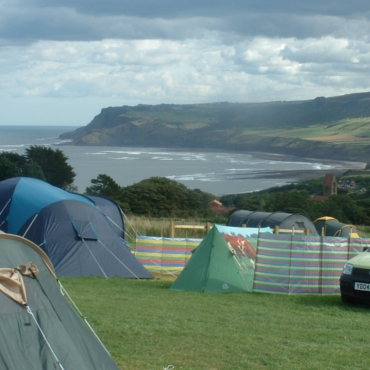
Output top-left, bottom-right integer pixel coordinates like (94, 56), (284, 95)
(1, 0), (370, 126)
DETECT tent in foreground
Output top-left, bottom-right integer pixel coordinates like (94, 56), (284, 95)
(0, 177), (152, 278)
(0, 233), (119, 370)
(170, 225), (271, 293)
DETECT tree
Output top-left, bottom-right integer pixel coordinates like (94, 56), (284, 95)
(85, 174), (122, 198)
(0, 156), (21, 181)
(23, 162), (45, 180)
(0, 152), (27, 170)
(320, 195), (366, 224)
(264, 190), (314, 217)
(120, 177), (212, 217)
(25, 145), (76, 189)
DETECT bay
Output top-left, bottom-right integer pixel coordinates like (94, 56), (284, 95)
(0, 125), (363, 195)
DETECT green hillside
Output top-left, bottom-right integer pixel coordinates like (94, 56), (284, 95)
(60, 92), (370, 162)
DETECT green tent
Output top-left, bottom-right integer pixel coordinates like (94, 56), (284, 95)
(170, 225), (270, 293)
(0, 233), (119, 370)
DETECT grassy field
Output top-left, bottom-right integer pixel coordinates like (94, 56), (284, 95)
(60, 275), (370, 370)
(242, 118), (370, 144)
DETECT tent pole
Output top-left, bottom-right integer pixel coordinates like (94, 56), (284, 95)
(97, 240), (140, 279)
(0, 198), (11, 216)
(105, 215), (125, 234)
(288, 227), (295, 294)
(81, 239), (108, 278)
(26, 305), (66, 370)
(22, 214), (39, 238)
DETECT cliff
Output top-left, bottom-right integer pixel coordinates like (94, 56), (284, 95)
(60, 92), (370, 163)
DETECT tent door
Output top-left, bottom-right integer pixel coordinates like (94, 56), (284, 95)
(71, 220), (99, 240)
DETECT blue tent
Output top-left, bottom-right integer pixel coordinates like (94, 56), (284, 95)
(85, 194), (125, 240)
(0, 177), (152, 279)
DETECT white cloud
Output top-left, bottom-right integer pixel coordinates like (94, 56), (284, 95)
(1, 1), (370, 125)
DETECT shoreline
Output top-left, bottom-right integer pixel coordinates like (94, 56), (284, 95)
(248, 151), (366, 169)
(250, 169), (346, 182)
(247, 151), (366, 183)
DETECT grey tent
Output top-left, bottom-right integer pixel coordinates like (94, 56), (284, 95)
(313, 216), (360, 237)
(0, 233), (119, 370)
(227, 210), (319, 236)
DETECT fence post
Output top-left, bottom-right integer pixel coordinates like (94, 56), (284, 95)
(170, 221), (175, 238)
(206, 222), (211, 233)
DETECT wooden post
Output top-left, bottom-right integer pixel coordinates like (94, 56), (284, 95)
(169, 222), (212, 238)
(170, 221), (175, 238)
(206, 222), (211, 233)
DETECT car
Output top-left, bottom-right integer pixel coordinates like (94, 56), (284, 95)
(340, 249), (370, 304)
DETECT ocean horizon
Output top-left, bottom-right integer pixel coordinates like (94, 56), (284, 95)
(0, 125), (357, 195)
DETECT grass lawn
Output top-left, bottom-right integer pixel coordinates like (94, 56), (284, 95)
(60, 275), (370, 370)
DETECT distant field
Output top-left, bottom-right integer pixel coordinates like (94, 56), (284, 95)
(306, 133), (370, 143)
(243, 118), (370, 144)
(60, 276), (370, 370)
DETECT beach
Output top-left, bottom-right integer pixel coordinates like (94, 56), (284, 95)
(249, 152), (367, 183)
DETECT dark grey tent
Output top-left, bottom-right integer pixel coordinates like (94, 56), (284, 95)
(0, 233), (119, 370)
(0, 177), (152, 278)
(313, 216), (360, 237)
(227, 210), (319, 236)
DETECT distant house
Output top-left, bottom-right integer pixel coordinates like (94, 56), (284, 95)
(209, 199), (223, 210)
(208, 200), (235, 214)
(311, 173), (337, 202)
(338, 178), (356, 189)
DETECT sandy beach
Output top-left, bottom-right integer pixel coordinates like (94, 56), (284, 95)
(249, 152), (367, 182)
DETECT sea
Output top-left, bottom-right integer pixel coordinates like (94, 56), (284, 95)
(0, 125), (349, 196)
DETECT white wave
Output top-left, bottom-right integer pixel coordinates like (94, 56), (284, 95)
(54, 140), (73, 144)
(198, 178), (221, 182)
(225, 168), (259, 172)
(186, 173), (210, 178)
(104, 150), (143, 155)
(179, 156), (206, 161)
(36, 136), (59, 141)
(151, 156), (173, 161)
(312, 164), (333, 169)
(168, 176), (194, 181)
(167, 172), (211, 181)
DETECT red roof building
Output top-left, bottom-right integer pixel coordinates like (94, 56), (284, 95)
(323, 174), (337, 196)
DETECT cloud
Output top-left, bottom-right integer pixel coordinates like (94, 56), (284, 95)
(2, 0), (370, 43)
(1, 0), (370, 125)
